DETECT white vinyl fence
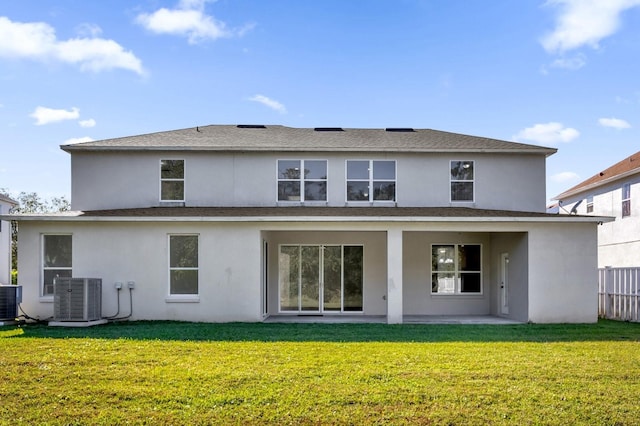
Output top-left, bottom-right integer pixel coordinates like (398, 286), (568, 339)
(598, 267), (640, 322)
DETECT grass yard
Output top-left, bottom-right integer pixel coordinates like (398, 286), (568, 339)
(1, 320), (640, 425)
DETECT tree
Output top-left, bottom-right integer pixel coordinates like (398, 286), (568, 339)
(0, 189), (70, 283)
(8, 191), (70, 214)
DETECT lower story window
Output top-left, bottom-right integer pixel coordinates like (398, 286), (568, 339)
(431, 244), (481, 294)
(169, 235), (199, 295)
(42, 234), (72, 296)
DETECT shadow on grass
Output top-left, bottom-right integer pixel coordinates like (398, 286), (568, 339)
(2, 319), (640, 342)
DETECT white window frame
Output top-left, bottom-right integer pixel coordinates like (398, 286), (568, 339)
(586, 195), (594, 214)
(345, 160), (396, 203)
(622, 183), (631, 218)
(41, 233), (72, 298)
(167, 234), (199, 301)
(431, 243), (483, 295)
(160, 159), (185, 202)
(277, 159), (328, 203)
(450, 160), (475, 203)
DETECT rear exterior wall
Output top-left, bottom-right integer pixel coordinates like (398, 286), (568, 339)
(70, 151), (548, 212)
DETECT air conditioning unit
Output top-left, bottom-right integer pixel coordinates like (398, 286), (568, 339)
(53, 278), (102, 322)
(0, 285), (21, 320)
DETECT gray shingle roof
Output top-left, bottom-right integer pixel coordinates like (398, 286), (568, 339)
(80, 206), (557, 218)
(5, 207), (609, 223)
(61, 125), (557, 155)
(4, 207), (614, 226)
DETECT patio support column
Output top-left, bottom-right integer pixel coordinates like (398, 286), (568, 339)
(387, 228), (403, 324)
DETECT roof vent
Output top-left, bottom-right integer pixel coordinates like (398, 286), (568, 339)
(237, 124), (266, 129)
(314, 127), (344, 132)
(385, 128), (414, 132)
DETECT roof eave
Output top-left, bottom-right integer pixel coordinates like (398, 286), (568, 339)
(554, 167), (640, 200)
(0, 195), (18, 206)
(3, 213), (612, 224)
(61, 145), (557, 155)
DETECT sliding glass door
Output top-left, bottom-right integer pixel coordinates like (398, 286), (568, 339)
(322, 246), (342, 312)
(279, 245), (363, 313)
(300, 246), (320, 311)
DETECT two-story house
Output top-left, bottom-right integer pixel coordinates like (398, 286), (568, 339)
(0, 193), (17, 284)
(554, 150), (640, 267)
(6, 125), (609, 323)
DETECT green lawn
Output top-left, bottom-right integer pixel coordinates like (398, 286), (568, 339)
(1, 320), (639, 425)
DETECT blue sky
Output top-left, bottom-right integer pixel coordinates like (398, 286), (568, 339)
(1, 0), (639, 203)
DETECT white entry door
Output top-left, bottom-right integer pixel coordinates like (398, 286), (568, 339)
(500, 253), (509, 315)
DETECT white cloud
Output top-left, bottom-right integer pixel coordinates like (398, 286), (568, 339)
(79, 118), (96, 128)
(551, 171), (580, 183)
(513, 122), (580, 144)
(57, 38), (145, 74)
(136, 0), (249, 44)
(179, 0), (210, 9)
(62, 136), (94, 145)
(30, 106), (80, 126)
(541, 0), (640, 54)
(249, 94), (287, 114)
(598, 117), (631, 129)
(549, 53), (586, 70)
(0, 16), (145, 75)
(75, 23), (103, 38)
(540, 53), (586, 74)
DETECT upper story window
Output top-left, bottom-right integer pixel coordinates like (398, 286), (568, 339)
(431, 244), (482, 294)
(160, 159), (184, 202)
(586, 195), (594, 213)
(450, 160), (474, 202)
(622, 183), (631, 218)
(42, 234), (72, 296)
(169, 234), (199, 295)
(346, 160), (396, 202)
(277, 160), (327, 202)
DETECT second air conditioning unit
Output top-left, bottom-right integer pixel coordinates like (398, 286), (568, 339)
(0, 285), (21, 321)
(53, 278), (102, 322)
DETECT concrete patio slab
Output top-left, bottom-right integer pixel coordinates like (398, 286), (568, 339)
(264, 315), (522, 325)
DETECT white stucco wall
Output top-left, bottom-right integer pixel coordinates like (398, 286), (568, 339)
(527, 223), (598, 323)
(557, 175), (639, 267)
(15, 218), (599, 323)
(596, 177), (640, 267)
(599, 241), (640, 268)
(17, 221), (263, 322)
(0, 201), (12, 284)
(70, 151), (548, 212)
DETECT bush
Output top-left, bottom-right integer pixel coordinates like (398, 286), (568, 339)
(10, 269), (17, 285)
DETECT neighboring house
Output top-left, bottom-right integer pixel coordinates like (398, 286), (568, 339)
(554, 150), (640, 267)
(3, 125), (609, 323)
(0, 193), (18, 284)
